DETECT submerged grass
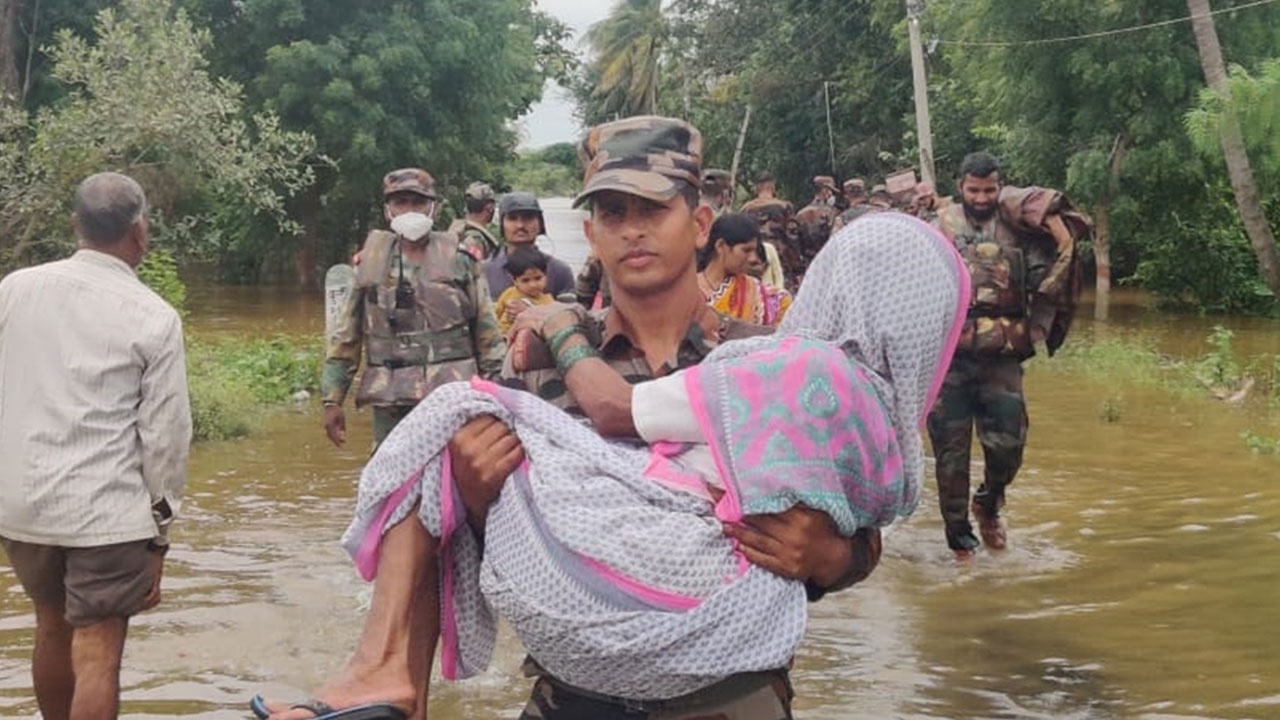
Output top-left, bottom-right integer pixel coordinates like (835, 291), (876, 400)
(1036, 326), (1280, 455)
(187, 335), (323, 441)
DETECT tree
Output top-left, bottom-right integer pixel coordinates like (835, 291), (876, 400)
(0, 0), (315, 269)
(1185, 0), (1280, 299)
(0, 0), (17, 101)
(183, 0), (570, 286)
(581, 0), (667, 122)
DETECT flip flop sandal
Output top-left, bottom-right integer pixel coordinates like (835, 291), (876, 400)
(249, 694), (407, 720)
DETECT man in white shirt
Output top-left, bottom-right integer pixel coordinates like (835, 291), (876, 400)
(0, 172), (192, 720)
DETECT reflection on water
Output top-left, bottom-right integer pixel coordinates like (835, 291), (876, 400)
(3, 211), (1279, 718)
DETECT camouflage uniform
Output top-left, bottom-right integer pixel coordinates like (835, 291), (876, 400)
(794, 175), (839, 271)
(322, 169), (506, 446)
(447, 182), (501, 261)
(504, 116), (864, 720)
(700, 168), (733, 218)
(929, 186), (1083, 550)
(741, 198), (801, 290)
(503, 304), (797, 720)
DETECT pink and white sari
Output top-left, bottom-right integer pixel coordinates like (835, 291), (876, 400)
(341, 213), (970, 700)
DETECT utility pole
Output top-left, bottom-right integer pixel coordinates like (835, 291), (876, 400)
(823, 81), (837, 173)
(906, 0), (936, 186)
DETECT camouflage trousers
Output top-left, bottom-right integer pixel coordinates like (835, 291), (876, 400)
(926, 353), (1028, 533)
(518, 667), (793, 720)
(371, 405), (414, 449)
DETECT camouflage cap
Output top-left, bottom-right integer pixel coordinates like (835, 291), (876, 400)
(465, 182), (495, 202)
(813, 175), (837, 191)
(871, 184), (890, 197)
(574, 116), (703, 208)
(382, 168), (436, 199)
(702, 168), (731, 191)
(844, 178), (866, 193)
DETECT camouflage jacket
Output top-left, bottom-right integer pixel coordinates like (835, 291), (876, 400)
(500, 304), (770, 416)
(449, 219), (500, 262)
(322, 230), (506, 408)
(794, 202), (838, 263)
(935, 186), (1085, 359)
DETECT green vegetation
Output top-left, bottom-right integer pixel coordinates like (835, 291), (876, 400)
(0, 0), (572, 285)
(1042, 326), (1279, 455)
(0, 0), (315, 271)
(574, 0), (1280, 315)
(504, 143), (581, 198)
(187, 336), (322, 442)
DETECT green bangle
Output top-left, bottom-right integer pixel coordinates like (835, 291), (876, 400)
(555, 343), (600, 375)
(547, 324), (586, 357)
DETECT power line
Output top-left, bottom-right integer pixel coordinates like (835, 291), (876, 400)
(935, 0), (1280, 47)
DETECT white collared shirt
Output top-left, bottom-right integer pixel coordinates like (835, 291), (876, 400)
(0, 249), (191, 547)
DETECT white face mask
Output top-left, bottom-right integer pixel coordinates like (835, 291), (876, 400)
(390, 212), (434, 242)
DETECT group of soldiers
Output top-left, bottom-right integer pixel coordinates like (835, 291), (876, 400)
(319, 133), (1085, 562)
(699, 168), (944, 293)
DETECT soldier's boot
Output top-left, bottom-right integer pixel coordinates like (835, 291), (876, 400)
(945, 521), (980, 558)
(971, 485), (1007, 550)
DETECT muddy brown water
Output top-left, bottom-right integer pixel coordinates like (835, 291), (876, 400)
(2, 202), (1278, 719)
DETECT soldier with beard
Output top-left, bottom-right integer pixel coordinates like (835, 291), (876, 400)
(929, 151), (1084, 557)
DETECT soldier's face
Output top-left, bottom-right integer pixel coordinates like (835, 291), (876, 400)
(959, 173), (1000, 221)
(385, 193), (434, 219)
(584, 190), (711, 301)
(503, 211), (542, 244)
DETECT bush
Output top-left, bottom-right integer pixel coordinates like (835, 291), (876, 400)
(188, 369), (256, 441)
(186, 335), (323, 441)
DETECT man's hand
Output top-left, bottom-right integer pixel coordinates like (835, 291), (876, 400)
(510, 302), (588, 343)
(324, 405), (347, 448)
(449, 416), (525, 532)
(724, 507), (881, 589)
(140, 550), (165, 611)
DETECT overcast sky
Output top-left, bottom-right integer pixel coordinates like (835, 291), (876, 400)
(517, 0), (613, 149)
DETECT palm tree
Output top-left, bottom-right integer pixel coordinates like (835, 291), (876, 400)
(584, 0), (666, 119)
(1186, 0), (1280, 297)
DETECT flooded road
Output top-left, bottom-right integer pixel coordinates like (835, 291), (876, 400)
(3, 202), (1279, 719)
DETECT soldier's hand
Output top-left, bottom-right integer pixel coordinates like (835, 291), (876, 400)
(324, 405), (347, 448)
(450, 415), (524, 533)
(511, 302), (587, 342)
(723, 506), (859, 586)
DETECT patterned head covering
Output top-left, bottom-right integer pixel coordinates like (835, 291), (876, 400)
(574, 116), (703, 208)
(773, 212), (971, 513)
(382, 168), (436, 199)
(843, 177), (866, 193)
(701, 168), (731, 193)
(813, 175), (837, 192)
(465, 182), (495, 201)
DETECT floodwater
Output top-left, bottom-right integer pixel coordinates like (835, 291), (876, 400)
(2, 200), (1279, 719)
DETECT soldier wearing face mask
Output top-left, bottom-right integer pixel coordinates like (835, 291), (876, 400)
(321, 168), (506, 450)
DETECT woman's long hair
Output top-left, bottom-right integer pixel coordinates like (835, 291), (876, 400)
(697, 211), (760, 272)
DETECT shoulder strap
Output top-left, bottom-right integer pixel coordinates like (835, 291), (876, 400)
(354, 231), (397, 287)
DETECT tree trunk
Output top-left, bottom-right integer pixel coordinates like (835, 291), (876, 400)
(729, 103), (752, 199)
(1094, 134), (1128, 321)
(0, 0), (21, 104)
(295, 190), (320, 289)
(1186, 0), (1280, 298)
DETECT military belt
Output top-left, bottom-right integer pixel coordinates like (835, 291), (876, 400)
(967, 306), (1026, 320)
(531, 665), (789, 714)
